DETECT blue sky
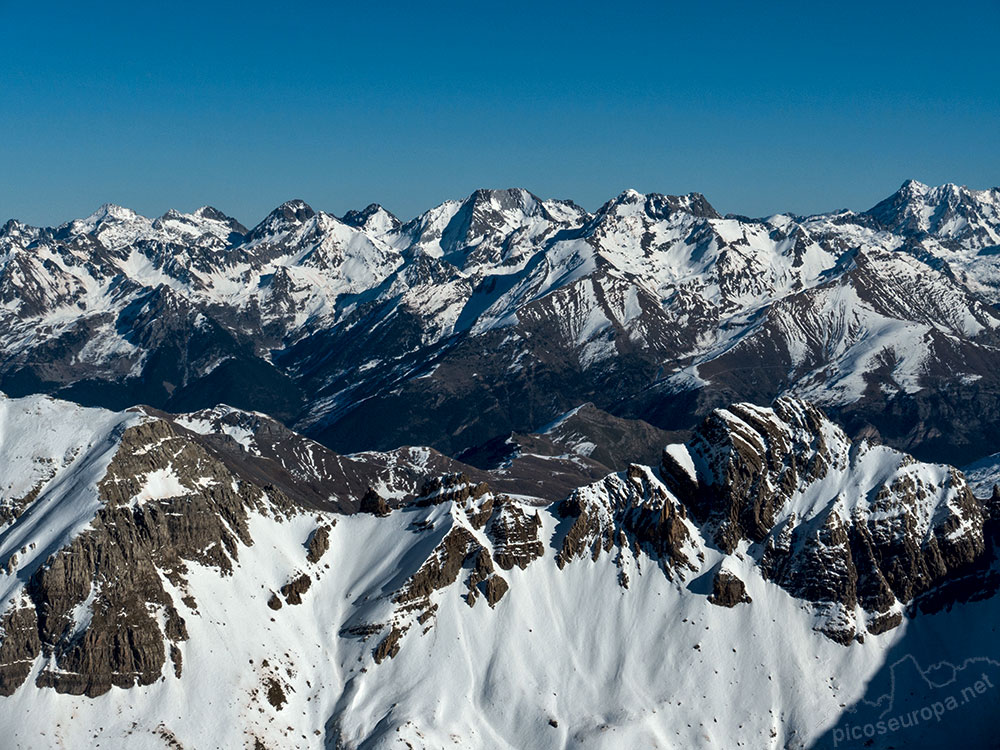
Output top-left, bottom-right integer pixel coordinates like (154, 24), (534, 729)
(2, 0), (998, 226)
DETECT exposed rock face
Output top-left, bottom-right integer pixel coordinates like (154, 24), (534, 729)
(358, 479), (549, 659)
(369, 494), (493, 654)
(662, 397), (987, 642)
(671, 399), (841, 552)
(556, 464), (702, 582)
(395, 527), (479, 611)
(0, 417), (295, 697)
(306, 524), (332, 563)
(483, 575), (509, 607)
(708, 570), (751, 607)
(759, 462), (985, 642)
(0, 604), (43, 696)
(373, 627), (403, 664)
(466, 548), (495, 607)
(415, 473), (492, 508)
(280, 573), (312, 605)
(488, 499), (544, 570)
(359, 488), (391, 516)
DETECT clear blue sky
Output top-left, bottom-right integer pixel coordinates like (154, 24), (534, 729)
(2, 0), (998, 227)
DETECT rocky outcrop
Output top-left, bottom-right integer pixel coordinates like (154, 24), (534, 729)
(306, 523), (332, 563)
(373, 627), (403, 664)
(663, 397), (989, 642)
(360, 480), (548, 658)
(0, 603), (43, 696)
(488, 499), (544, 570)
(367, 524), (482, 662)
(708, 570), (751, 607)
(415, 474), (492, 508)
(483, 575), (509, 607)
(0, 418), (296, 697)
(667, 398), (841, 552)
(556, 464), (700, 584)
(358, 487), (391, 516)
(395, 527), (479, 609)
(280, 573), (312, 605)
(0, 480), (47, 527)
(759, 465), (984, 642)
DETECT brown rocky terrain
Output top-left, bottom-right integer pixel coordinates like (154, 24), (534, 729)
(0, 418), (296, 696)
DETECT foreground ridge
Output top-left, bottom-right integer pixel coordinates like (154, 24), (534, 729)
(1, 391), (999, 748)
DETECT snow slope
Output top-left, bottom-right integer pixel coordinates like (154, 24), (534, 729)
(0, 394), (997, 749)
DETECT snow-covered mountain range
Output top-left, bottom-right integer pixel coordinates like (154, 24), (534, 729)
(4, 181), (1000, 466)
(2, 391), (999, 749)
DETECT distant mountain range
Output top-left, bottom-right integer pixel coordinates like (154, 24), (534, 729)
(2, 180), (1000, 466)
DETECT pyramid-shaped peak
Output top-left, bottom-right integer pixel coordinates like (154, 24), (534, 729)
(898, 178), (930, 195)
(470, 187), (534, 201)
(341, 203), (401, 231)
(84, 203), (143, 224)
(246, 199), (317, 241)
(461, 188), (542, 216)
(195, 205), (237, 222)
(603, 189), (720, 220)
(270, 199), (315, 223)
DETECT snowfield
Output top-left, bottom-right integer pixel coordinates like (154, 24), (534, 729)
(0, 393), (997, 749)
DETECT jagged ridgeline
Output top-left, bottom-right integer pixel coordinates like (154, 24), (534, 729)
(2, 181), (1000, 468)
(2, 392), (999, 748)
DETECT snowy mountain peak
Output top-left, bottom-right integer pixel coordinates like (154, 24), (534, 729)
(54, 203), (153, 250)
(454, 187), (548, 230)
(602, 189), (721, 221)
(191, 205), (247, 233)
(341, 203), (401, 236)
(150, 206), (247, 241)
(898, 177), (930, 195)
(865, 180), (1000, 248)
(66, 203), (147, 235)
(256, 199), (315, 227)
(194, 205), (232, 221)
(269, 198), (315, 222)
(244, 199), (317, 245)
(467, 187), (538, 210)
(390, 187), (575, 267)
(85, 202), (142, 224)
(0, 219), (33, 242)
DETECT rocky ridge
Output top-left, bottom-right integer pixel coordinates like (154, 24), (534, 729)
(1, 390), (1000, 747)
(2, 391), (997, 705)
